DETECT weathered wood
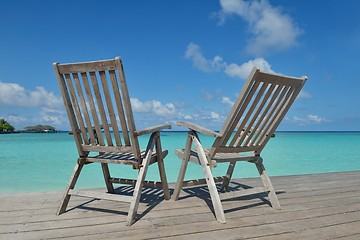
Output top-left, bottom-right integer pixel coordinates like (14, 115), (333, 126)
(155, 132), (171, 200)
(176, 122), (222, 138)
(68, 190), (133, 202)
(173, 67), (307, 223)
(53, 57), (171, 226)
(0, 172), (358, 240)
(192, 134), (226, 223)
(110, 178), (164, 188)
(135, 124), (171, 136)
(172, 134), (193, 201)
(57, 59), (116, 74)
(181, 176), (226, 187)
(127, 132), (156, 225)
(219, 186), (268, 200)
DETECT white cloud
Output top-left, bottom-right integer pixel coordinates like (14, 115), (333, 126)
(185, 43), (225, 72)
(0, 82), (63, 109)
(218, 0), (302, 56)
(292, 114), (329, 125)
(40, 115), (64, 125)
(185, 43), (275, 80)
(221, 96), (234, 106)
(210, 111), (221, 120)
(225, 57), (273, 79)
(307, 114), (328, 124)
(297, 90), (312, 99)
(7, 115), (27, 123)
(130, 98), (176, 117)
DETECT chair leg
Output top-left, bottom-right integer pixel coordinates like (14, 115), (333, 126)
(255, 158), (281, 209)
(127, 134), (156, 226)
(172, 134), (193, 201)
(220, 161), (236, 193)
(101, 163), (114, 193)
(155, 133), (170, 200)
(57, 159), (84, 215)
(193, 136), (226, 224)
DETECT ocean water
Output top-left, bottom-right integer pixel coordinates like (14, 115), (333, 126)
(0, 131), (359, 193)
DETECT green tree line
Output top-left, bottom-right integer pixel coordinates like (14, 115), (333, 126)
(0, 118), (15, 133)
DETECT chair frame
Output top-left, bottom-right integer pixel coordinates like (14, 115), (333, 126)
(172, 67), (307, 223)
(53, 57), (170, 226)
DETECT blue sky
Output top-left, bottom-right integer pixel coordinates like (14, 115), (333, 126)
(0, 0), (360, 131)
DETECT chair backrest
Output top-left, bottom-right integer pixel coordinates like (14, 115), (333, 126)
(53, 57), (141, 159)
(210, 67), (307, 156)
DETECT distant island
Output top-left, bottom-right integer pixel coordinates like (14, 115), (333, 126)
(0, 118), (59, 134)
(22, 125), (59, 133)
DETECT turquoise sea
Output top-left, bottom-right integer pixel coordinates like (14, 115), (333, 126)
(1, 131), (360, 193)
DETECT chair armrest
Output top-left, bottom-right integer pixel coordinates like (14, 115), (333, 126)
(135, 124), (171, 136)
(176, 121), (222, 138)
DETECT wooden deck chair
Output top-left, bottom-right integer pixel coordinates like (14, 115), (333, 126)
(53, 57), (171, 226)
(172, 67), (307, 223)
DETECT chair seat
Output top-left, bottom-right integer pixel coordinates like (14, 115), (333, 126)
(85, 150), (168, 167)
(175, 148), (257, 167)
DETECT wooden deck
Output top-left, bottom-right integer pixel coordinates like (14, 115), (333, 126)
(1, 171), (360, 239)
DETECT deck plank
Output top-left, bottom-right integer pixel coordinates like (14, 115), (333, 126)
(0, 171), (359, 240)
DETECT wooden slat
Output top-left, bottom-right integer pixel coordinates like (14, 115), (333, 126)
(109, 69), (129, 146)
(115, 57), (141, 159)
(240, 84), (275, 147)
(243, 84), (277, 146)
(89, 71), (113, 146)
(219, 186), (268, 200)
(181, 176), (226, 187)
(221, 80), (261, 147)
(64, 73), (89, 145)
(255, 85), (290, 146)
(175, 148), (256, 163)
(68, 190), (133, 203)
(258, 86), (303, 153)
(218, 68), (259, 140)
(230, 82), (269, 147)
(57, 59), (116, 74)
(72, 72), (97, 144)
(256, 71), (305, 87)
(110, 178), (164, 188)
(0, 172), (359, 240)
(81, 72), (105, 145)
(54, 65), (86, 156)
(81, 144), (133, 153)
(99, 70), (118, 146)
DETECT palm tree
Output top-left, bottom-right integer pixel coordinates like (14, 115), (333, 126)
(0, 118), (15, 133)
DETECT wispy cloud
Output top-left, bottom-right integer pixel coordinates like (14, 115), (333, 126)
(291, 114), (330, 125)
(218, 0), (302, 56)
(0, 81), (63, 108)
(221, 96), (234, 106)
(185, 43), (225, 73)
(130, 98), (176, 117)
(7, 115), (27, 124)
(210, 111), (221, 120)
(297, 90), (312, 100)
(185, 42), (275, 80)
